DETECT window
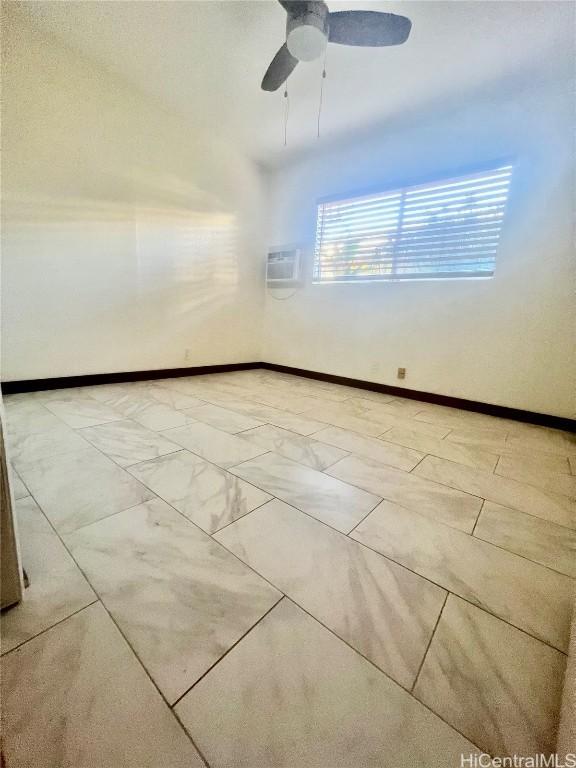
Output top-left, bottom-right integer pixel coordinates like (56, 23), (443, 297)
(313, 165), (512, 283)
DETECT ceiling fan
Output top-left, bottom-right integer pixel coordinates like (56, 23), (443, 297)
(262, 0), (412, 91)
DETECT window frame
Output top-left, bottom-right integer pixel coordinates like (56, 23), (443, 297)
(312, 160), (514, 285)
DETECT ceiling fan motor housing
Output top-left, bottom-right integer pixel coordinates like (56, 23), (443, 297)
(286, 1), (329, 61)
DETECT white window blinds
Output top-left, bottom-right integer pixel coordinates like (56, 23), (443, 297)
(313, 165), (512, 282)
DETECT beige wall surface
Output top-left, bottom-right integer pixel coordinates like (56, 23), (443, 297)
(263, 70), (576, 418)
(1, 8), (266, 382)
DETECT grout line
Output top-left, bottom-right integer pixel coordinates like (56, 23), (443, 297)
(54, 498), (159, 536)
(169, 595), (285, 708)
(345, 495), (385, 536)
(320, 450), (352, 471)
(410, 592), (449, 694)
(225, 450), (274, 472)
(408, 453), (428, 474)
(470, 499), (485, 536)
(210, 495), (275, 536)
(0, 599), (100, 657)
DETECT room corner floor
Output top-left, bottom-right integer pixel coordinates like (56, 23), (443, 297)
(1, 368), (575, 767)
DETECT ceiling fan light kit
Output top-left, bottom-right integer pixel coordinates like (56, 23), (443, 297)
(286, 3), (329, 61)
(262, 0), (412, 91)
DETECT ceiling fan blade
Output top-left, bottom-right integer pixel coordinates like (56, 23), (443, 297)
(261, 43), (299, 91)
(328, 11), (411, 47)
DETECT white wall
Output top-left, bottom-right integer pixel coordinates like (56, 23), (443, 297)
(1, 9), (266, 382)
(264, 72), (576, 418)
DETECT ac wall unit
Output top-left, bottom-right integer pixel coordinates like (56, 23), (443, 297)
(266, 248), (301, 284)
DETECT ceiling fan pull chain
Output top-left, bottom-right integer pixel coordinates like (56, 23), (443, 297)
(283, 81), (290, 146)
(317, 50), (327, 139)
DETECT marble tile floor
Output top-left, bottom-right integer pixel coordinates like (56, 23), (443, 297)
(1, 368), (575, 767)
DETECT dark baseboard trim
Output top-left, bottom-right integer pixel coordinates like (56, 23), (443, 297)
(0, 362), (261, 395)
(261, 362), (576, 433)
(2, 360), (573, 432)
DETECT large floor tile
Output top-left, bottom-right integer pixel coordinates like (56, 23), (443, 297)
(130, 401), (198, 430)
(163, 421), (268, 469)
(64, 498), (281, 703)
(314, 425), (423, 471)
(175, 599), (477, 768)
(267, 377), (354, 403)
(332, 397), (397, 420)
(182, 402), (265, 433)
(448, 425), (576, 458)
(351, 501), (574, 652)
(445, 427), (510, 452)
(34, 387), (112, 403)
(216, 499), (446, 688)
(198, 397), (328, 436)
(4, 400), (65, 435)
(413, 405), (511, 432)
(82, 382), (136, 403)
(414, 595), (566, 757)
(89, 386), (198, 431)
(78, 419), (181, 467)
(506, 430), (576, 457)
(203, 380), (321, 415)
(162, 378), (254, 403)
(310, 383), (395, 403)
(1, 603), (204, 768)
(230, 452), (381, 533)
(342, 398), (441, 431)
(474, 501), (576, 577)
(136, 383), (205, 410)
(241, 424), (349, 470)
(497, 452), (571, 477)
(414, 455), (576, 530)
(7, 423), (90, 464)
(327, 454), (482, 532)
(380, 426), (499, 471)
(44, 397), (124, 428)
(128, 449), (271, 533)
(495, 454), (576, 497)
(318, 401), (453, 439)
(1, 497), (96, 654)
(251, 373), (358, 402)
(299, 402), (388, 437)
(375, 397), (429, 417)
(15, 447), (154, 534)
(242, 385), (322, 414)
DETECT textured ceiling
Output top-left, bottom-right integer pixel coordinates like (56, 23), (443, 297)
(11, 0), (575, 167)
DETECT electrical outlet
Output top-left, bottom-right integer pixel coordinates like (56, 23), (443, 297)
(397, 367), (406, 379)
